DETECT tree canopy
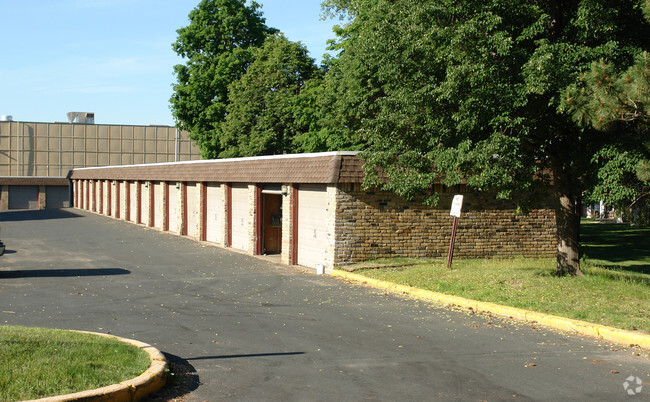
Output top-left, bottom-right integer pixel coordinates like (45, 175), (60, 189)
(170, 0), (277, 159)
(325, 0), (650, 275)
(170, 0), (650, 276)
(219, 34), (320, 158)
(562, 0), (650, 219)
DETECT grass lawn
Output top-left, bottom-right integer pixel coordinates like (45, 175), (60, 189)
(342, 221), (650, 334)
(0, 326), (150, 401)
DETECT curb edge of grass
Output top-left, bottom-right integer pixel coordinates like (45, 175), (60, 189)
(332, 269), (650, 351)
(29, 331), (168, 402)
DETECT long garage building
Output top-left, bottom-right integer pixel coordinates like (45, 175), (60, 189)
(68, 151), (557, 272)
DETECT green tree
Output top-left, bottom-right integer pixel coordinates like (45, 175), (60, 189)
(292, 55), (368, 153)
(218, 34), (320, 157)
(170, 0), (277, 158)
(562, 0), (650, 217)
(325, 0), (650, 276)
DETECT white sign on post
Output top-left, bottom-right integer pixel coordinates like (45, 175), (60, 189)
(450, 194), (463, 218)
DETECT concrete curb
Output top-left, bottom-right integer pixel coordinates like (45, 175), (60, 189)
(30, 331), (168, 402)
(332, 270), (650, 351)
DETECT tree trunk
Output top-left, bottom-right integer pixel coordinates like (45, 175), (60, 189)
(553, 162), (584, 276)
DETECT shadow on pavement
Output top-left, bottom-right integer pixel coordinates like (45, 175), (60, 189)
(0, 268), (130, 279)
(145, 353), (200, 401)
(0, 209), (83, 222)
(187, 351), (305, 361)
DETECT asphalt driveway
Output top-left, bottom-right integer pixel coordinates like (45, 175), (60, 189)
(1, 209), (648, 400)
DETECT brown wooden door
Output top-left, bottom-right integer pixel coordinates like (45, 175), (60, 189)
(263, 194), (282, 254)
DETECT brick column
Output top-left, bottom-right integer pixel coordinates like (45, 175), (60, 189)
(114, 180), (120, 219)
(1, 185), (9, 210)
(124, 181), (131, 221)
(38, 185), (47, 210)
(225, 183), (232, 247)
(199, 183), (207, 241)
(246, 184), (259, 254)
(90, 181), (96, 212)
(98, 180), (104, 214)
(324, 185), (338, 271)
(163, 182), (169, 231)
(85, 180), (90, 210)
(180, 182), (187, 236)
(143, 181), (152, 227)
(281, 184), (297, 265)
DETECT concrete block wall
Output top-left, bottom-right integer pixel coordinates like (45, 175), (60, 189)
(216, 184), (228, 246)
(332, 183), (556, 266)
(281, 184), (296, 266)
(1, 186), (8, 210)
(247, 184), (258, 255)
(325, 185), (338, 270)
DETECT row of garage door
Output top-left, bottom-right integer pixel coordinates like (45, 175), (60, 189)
(75, 180), (330, 270)
(3, 185), (69, 210)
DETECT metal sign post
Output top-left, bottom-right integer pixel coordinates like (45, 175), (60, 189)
(447, 195), (463, 269)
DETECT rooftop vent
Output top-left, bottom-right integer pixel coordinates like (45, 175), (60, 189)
(67, 112), (95, 124)
(0, 115), (13, 121)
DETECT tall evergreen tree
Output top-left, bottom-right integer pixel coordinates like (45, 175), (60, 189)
(562, 0), (650, 217)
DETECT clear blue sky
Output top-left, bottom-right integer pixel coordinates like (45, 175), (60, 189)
(0, 0), (339, 126)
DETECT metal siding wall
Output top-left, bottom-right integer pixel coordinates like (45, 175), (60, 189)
(0, 122), (200, 177)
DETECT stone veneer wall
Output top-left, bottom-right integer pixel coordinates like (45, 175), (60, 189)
(333, 183), (556, 266)
(281, 184), (296, 266)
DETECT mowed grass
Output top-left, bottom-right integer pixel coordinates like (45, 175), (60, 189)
(0, 326), (150, 401)
(344, 221), (650, 334)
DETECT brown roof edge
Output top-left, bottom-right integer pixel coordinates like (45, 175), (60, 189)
(337, 154), (366, 183)
(68, 151), (365, 184)
(0, 176), (69, 186)
(327, 154), (344, 184)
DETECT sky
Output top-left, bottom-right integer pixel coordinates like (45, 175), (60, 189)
(0, 0), (340, 126)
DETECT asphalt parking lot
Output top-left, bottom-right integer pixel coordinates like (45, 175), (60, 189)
(1, 209), (648, 400)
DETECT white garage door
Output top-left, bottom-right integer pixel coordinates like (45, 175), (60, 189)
(154, 182), (164, 229)
(111, 182), (118, 217)
(186, 183), (200, 238)
(93, 181), (100, 212)
(297, 185), (328, 268)
(231, 185), (249, 251)
(168, 183), (180, 233)
(206, 184), (222, 244)
(129, 182), (138, 222)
